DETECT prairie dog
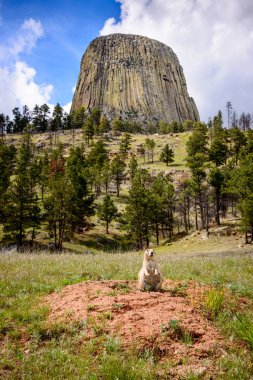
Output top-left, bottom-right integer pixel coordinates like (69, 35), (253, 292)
(138, 249), (163, 291)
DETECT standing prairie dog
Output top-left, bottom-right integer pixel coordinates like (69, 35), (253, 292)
(138, 249), (163, 291)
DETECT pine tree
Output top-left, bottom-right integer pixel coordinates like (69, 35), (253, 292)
(0, 142), (16, 222)
(119, 133), (132, 158)
(124, 169), (152, 249)
(145, 138), (156, 163)
(98, 195), (117, 234)
(3, 136), (40, 250)
(160, 144), (174, 166)
(111, 154), (126, 197)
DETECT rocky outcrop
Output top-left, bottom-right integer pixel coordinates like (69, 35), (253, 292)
(71, 34), (199, 124)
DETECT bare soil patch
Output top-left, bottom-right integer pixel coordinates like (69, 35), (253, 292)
(45, 280), (228, 377)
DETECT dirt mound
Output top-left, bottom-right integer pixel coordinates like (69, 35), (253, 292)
(46, 280), (227, 377)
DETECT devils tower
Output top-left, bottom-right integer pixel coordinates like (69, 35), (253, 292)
(71, 34), (199, 123)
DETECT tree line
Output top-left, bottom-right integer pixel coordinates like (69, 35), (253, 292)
(3, 101), (251, 138)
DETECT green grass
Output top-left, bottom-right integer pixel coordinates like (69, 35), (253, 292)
(0, 250), (253, 379)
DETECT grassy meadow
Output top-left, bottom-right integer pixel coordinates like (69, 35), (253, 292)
(1, 247), (253, 379)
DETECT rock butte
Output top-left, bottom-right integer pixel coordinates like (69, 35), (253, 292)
(71, 34), (199, 124)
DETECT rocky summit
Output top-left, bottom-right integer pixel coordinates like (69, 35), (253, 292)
(71, 34), (199, 123)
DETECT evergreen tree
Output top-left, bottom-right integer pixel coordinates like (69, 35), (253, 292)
(111, 154), (126, 197)
(66, 146), (94, 231)
(98, 115), (110, 134)
(83, 117), (94, 144)
(51, 103), (63, 144)
(209, 139), (228, 166)
(209, 167), (225, 225)
(124, 169), (152, 249)
(145, 138), (156, 163)
(230, 127), (247, 164)
(0, 142), (16, 221)
(119, 133), (132, 158)
(3, 136), (40, 250)
(160, 144), (174, 166)
(98, 195), (118, 234)
(101, 159), (112, 194)
(129, 157), (138, 181)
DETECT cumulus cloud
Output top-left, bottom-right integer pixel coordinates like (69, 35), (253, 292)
(100, 0), (253, 120)
(0, 18), (53, 116)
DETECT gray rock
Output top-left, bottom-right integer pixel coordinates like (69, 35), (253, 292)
(71, 34), (199, 124)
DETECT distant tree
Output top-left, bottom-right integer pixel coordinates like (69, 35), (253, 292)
(158, 120), (168, 134)
(89, 107), (101, 134)
(226, 101), (232, 128)
(51, 103), (63, 143)
(147, 122), (158, 134)
(98, 195), (118, 234)
(230, 127), (247, 164)
(98, 115), (110, 134)
(111, 154), (126, 197)
(71, 107), (85, 130)
(112, 117), (124, 134)
(186, 123), (209, 229)
(0, 114), (5, 140)
(183, 119), (195, 131)
(209, 167), (225, 225)
(87, 140), (108, 167)
(12, 107), (29, 133)
(87, 140), (108, 196)
(129, 157), (138, 181)
(101, 159), (112, 194)
(83, 117), (94, 144)
(145, 138), (156, 163)
(160, 144), (174, 166)
(137, 145), (146, 163)
(119, 133), (132, 158)
(209, 139), (228, 166)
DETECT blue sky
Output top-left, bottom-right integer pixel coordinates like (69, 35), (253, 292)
(1, 0), (253, 121)
(0, 0), (120, 111)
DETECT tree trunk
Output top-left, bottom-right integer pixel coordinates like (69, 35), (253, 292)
(155, 218), (159, 245)
(216, 189), (220, 225)
(194, 198), (198, 230)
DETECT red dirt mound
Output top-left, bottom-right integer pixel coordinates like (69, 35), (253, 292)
(45, 280), (228, 377)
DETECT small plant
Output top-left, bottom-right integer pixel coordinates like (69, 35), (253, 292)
(202, 287), (225, 320)
(112, 303), (125, 310)
(170, 282), (188, 297)
(160, 319), (193, 344)
(102, 311), (112, 320)
(103, 335), (120, 353)
(190, 285), (225, 320)
(234, 314), (253, 350)
(87, 304), (96, 312)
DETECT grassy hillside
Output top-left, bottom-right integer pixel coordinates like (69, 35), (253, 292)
(2, 130), (190, 252)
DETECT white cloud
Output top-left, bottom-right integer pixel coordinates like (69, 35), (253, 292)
(100, 0), (253, 121)
(0, 18), (54, 116)
(63, 101), (72, 113)
(0, 61), (53, 113)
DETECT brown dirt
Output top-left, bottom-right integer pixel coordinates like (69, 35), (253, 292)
(45, 280), (229, 378)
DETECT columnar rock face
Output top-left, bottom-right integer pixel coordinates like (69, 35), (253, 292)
(71, 34), (199, 123)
